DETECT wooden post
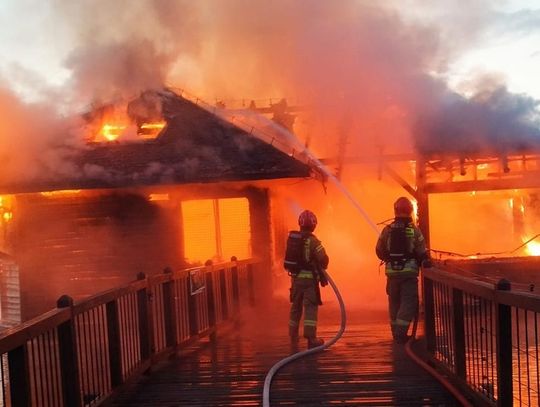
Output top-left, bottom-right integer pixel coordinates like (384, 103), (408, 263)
(496, 279), (513, 406)
(247, 263), (255, 306)
(452, 288), (466, 380)
(56, 295), (82, 407)
(136, 273), (152, 361)
(415, 158), (430, 248)
(206, 271), (217, 341)
(422, 275), (436, 353)
(7, 345), (30, 407)
(162, 267), (177, 349)
(219, 268), (229, 320)
(187, 270), (198, 337)
(106, 299), (123, 387)
(231, 256), (240, 313)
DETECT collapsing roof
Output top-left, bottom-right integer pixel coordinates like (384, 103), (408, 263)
(2, 90), (312, 194)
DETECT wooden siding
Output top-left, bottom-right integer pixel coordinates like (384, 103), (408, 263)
(14, 192), (182, 320)
(0, 254), (21, 326)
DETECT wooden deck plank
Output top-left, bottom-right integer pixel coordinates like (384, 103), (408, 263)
(107, 307), (459, 406)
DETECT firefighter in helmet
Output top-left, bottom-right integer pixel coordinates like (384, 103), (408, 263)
(375, 197), (431, 344)
(284, 210), (329, 349)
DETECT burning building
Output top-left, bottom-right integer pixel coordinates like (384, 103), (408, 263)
(0, 89), (313, 323)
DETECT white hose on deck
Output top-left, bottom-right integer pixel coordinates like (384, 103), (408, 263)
(262, 270), (346, 407)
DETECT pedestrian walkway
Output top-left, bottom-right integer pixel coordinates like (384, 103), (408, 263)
(107, 305), (459, 406)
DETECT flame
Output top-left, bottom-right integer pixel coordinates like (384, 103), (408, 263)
(524, 237), (540, 256)
(95, 121), (165, 142)
(0, 195), (13, 223)
(411, 199), (418, 221)
(138, 121), (166, 139)
(149, 193), (169, 201)
(40, 190), (81, 197)
(100, 124), (126, 141)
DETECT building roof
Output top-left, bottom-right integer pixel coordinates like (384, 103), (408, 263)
(3, 91), (311, 194)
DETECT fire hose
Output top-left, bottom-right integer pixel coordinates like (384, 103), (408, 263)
(404, 296), (474, 407)
(262, 270), (346, 407)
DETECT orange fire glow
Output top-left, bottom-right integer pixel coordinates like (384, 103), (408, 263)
(139, 122), (166, 139)
(0, 195), (13, 223)
(524, 238), (540, 256)
(95, 121), (165, 142)
(181, 198), (251, 264)
(100, 124), (127, 141)
(40, 190), (81, 197)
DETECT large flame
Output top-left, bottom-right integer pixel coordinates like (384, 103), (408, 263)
(138, 122), (166, 139)
(100, 124), (126, 141)
(95, 121), (165, 142)
(524, 237), (540, 256)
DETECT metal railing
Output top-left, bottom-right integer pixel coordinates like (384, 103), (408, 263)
(0, 258), (258, 407)
(423, 267), (540, 406)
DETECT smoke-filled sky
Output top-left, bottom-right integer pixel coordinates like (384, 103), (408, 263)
(1, 0), (539, 101)
(0, 0), (538, 149)
(0, 0), (538, 179)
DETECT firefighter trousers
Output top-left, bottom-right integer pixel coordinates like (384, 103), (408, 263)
(289, 277), (319, 339)
(386, 275), (418, 339)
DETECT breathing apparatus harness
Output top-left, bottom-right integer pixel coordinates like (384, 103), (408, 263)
(283, 230), (311, 276)
(283, 230), (328, 286)
(387, 218), (416, 271)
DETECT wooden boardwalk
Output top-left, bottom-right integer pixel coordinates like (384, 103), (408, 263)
(108, 305), (459, 406)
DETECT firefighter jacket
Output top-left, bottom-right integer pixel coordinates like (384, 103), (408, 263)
(294, 232), (329, 280)
(375, 217), (428, 276)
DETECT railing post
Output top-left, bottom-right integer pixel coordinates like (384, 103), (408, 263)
(496, 279), (513, 406)
(206, 270), (217, 341)
(219, 268), (229, 320)
(187, 269), (199, 337)
(106, 299), (123, 387)
(162, 267), (178, 349)
(7, 345), (30, 407)
(247, 263), (255, 306)
(452, 288), (466, 380)
(56, 295), (82, 407)
(136, 273), (152, 361)
(422, 275), (436, 353)
(231, 256), (240, 314)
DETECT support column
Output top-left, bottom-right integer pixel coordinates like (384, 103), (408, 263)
(416, 158), (430, 247)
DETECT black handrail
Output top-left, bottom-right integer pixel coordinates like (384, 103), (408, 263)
(423, 266), (540, 406)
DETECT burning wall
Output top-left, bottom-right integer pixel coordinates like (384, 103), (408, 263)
(2, 184), (268, 321)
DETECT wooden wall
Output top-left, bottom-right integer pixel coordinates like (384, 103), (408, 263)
(6, 185), (274, 321)
(13, 191), (181, 320)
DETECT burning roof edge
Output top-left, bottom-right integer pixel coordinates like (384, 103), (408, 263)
(1, 90), (313, 195)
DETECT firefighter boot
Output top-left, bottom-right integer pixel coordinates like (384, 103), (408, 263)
(307, 337), (324, 349)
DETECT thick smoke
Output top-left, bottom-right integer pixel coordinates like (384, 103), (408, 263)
(414, 84), (540, 154)
(4, 0), (537, 180)
(0, 82), (82, 189)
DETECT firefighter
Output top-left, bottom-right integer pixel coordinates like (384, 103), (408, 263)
(375, 197), (432, 344)
(284, 210), (329, 349)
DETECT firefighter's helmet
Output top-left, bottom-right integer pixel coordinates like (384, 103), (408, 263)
(298, 210), (317, 230)
(394, 197), (414, 216)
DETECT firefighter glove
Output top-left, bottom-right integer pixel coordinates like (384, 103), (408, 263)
(319, 272), (329, 287)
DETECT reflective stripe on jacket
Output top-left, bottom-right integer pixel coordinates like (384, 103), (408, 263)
(376, 219), (427, 276)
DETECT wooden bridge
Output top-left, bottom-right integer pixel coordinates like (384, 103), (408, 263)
(0, 258), (538, 406)
(108, 311), (457, 406)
